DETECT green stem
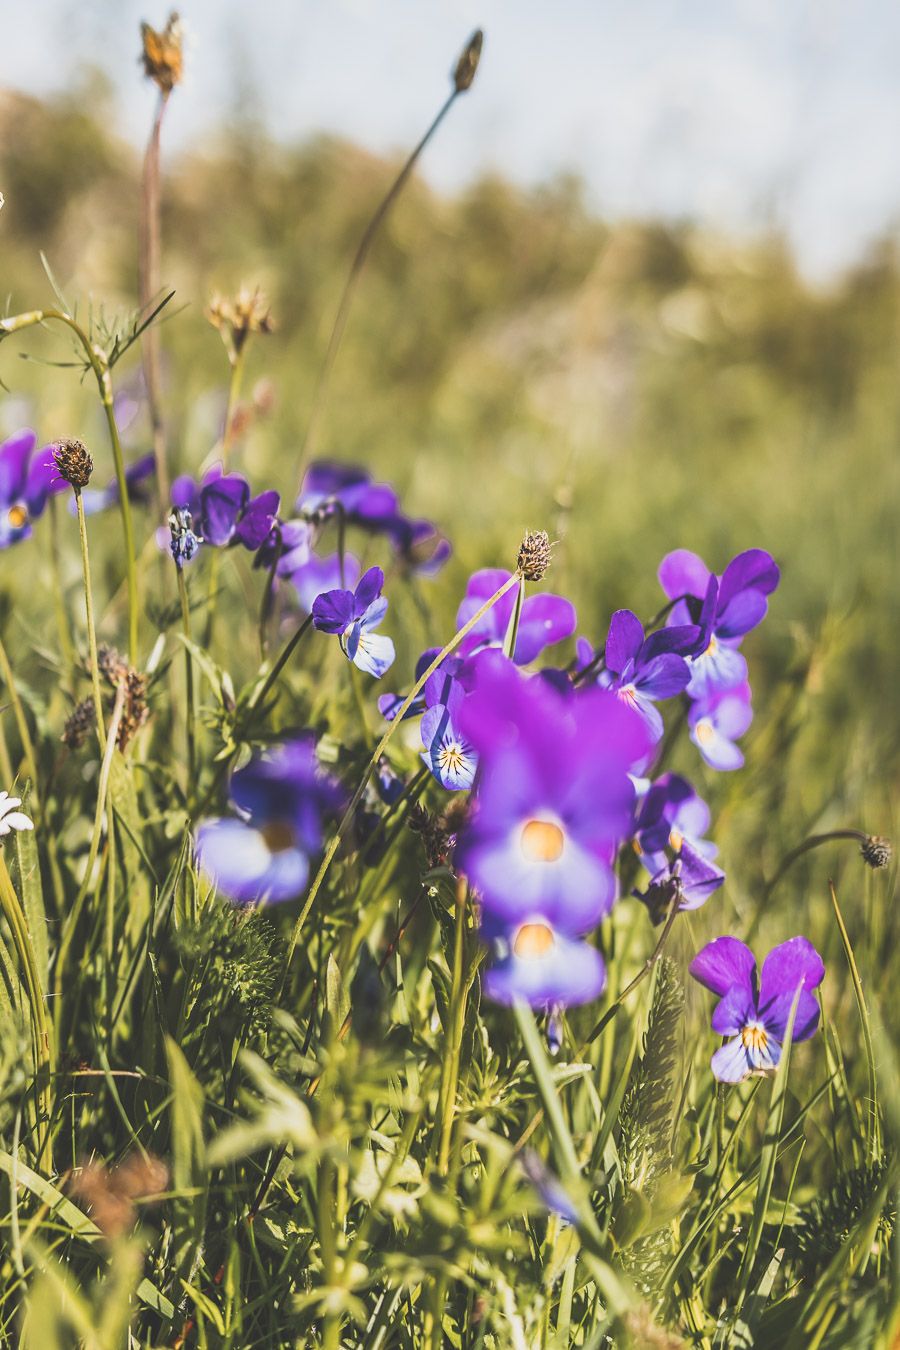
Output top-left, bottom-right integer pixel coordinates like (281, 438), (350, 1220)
(279, 571), (521, 986)
(0, 851), (53, 1171)
(435, 877), (468, 1174)
(47, 496), (76, 691)
(246, 613), (315, 717)
(177, 566), (196, 789)
(74, 489), (106, 751)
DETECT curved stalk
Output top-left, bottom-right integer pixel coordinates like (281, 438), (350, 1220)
(73, 489), (106, 751)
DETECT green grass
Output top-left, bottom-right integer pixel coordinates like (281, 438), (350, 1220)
(0, 72), (895, 1347)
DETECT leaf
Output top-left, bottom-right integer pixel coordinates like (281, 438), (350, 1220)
(165, 1037), (207, 1281)
(7, 788), (47, 987)
(325, 953), (350, 1031)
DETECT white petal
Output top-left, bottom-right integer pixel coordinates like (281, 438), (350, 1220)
(4, 812), (32, 832)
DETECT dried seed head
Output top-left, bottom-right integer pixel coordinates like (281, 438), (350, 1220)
(206, 286), (275, 359)
(61, 698), (96, 751)
(861, 835), (892, 869)
(453, 29), (483, 93)
(97, 644), (127, 689)
(140, 12), (184, 94)
(118, 669), (150, 753)
(517, 529), (552, 581)
(53, 438), (93, 489)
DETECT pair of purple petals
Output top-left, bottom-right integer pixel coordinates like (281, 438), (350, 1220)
(659, 548), (780, 701)
(455, 568), (577, 666)
(598, 608), (698, 743)
(632, 772), (724, 919)
(170, 466), (280, 556)
(311, 565), (396, 678)
(454, 654), (652, 1010)
(690, 936), (824, 1083)
(195, 737), (344, 905)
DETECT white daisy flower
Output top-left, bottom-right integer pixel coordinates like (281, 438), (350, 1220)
(0, 791), (33, 837)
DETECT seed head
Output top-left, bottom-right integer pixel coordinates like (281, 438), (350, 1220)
(206, 286), (275, 361)
(861, 835), (892, 869)
(517, 529), (552, 581)
(140, 12), (184, 94)
(61, 698), (95, 751)
(53, 438), (93, 489)
(117, 669), (150, 753)
(453, 29), (483, 93)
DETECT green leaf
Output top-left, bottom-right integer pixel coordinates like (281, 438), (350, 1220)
(166, 1037), (208, 1281)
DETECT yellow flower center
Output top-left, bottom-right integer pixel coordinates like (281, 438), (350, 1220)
(668, 826), (684, 852)
(521, 819), (565, 863)
(438, 743), (465, 776)
(703, 635), (718, 658)
(695, 719), (714, 745)
(7, 504), (28, 530)
(741, 1023), (768, 1053)
(513, 922), (556, 958)
(261, 821), (296, 854)
(618, 683), (638, 706)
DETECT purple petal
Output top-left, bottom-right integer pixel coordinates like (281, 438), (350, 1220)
(605, 610), (644, 675)
(235, 490), (280, 550)
(718, 549), (780, 609)
(354, 566), (384, 614)
(292, 553), (360, 614)
(642, 624), (702, 659)
(689, 936), (756, 999)
(759, 936), (825, 1013)
(312, 587), (356, 634)
(0, 429), (36, 508)
(716, 589), (769, 639)
(633, 652), (690, 700)
(171, 474), (200, 513)
(515, 594), (577, 665)
(200, 474), (250, 546)
(711, 1036), (754, 1084)
(658, 549), (711, 601)
(711, 984), (755, 1036)
(483, 929), (606, 1009)
(761, 988), (821, 1044)
(25, 443), (67, 515)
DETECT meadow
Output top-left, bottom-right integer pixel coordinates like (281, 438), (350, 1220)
(0, 22), (897, 1348)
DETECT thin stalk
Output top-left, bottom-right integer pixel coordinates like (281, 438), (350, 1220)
(177, 566), (196, 789)
(502, 575), (526, 661)
(584, 893), (681, 1045)
(0, 851), (53, 1171)
(246, 613), (315, 716)
(220, 346), (246, 467)
(279, 571), (521, 985)
(435, 875), (468, 1173)
(830, 881), (881, 1161)
(764, 829), (873, 902)
(139, 88), (172, 508)
(300, 87), (460, 468)
(73, 489), (106, 751)
(53, 687), (125, 1031)
(47, 496), (76, 690)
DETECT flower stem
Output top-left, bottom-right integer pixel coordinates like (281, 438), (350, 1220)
(246, 613), (315, 716)
(47, 496), (76, 692)
(74, 489), (107, 751)
(139, 88), (172, 509)
(299, 88), (460, 469)
(435, 874), (469, 1174)
(279, 571), (521, 987)
(177, 566), (196, 789)
(0, 635), (40, 796)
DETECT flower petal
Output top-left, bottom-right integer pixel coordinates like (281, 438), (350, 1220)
(605, 610), (644, 675)
(710, 1036), (752, 1084)
(689, 936), (756, 999)
(658, 549), (711, 601)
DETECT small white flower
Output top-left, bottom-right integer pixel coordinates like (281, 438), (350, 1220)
(0, 791), (33, 837)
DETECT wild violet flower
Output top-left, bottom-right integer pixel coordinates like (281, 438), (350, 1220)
(634, 772), (719, 875)
(255, 518), (315, 579)
(597, 608), (695, 742)
(297, 461), (400, 530)
(481, 914), (607, 1009)
(384, 516), (452, 577)
(0, 429), (66, 548)
(312, 565), (396, 678)
(658, 548), (780, 699)
(634, 841), (725, 923)
(195, 738), (343, 904)
(168, 468), (280, 558)
(690, 936), (824, 1083)
(0, 791), (33, 836)
(455, 568), (576, 666)
(689, 682), (753, 770)
(456, 654), (650, 932)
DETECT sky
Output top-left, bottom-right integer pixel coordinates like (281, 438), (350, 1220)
(3, 0), (900, 278)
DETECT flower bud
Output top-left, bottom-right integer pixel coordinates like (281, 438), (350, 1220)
(453, 29), (483, 93)
(517, 529), (552, 581)
(861, 835), (892, 869)
(53, 438), (94, 489)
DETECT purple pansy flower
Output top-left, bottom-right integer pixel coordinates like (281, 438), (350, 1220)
(312, 565), (396, 678)
(690, 936), (825, 1083)
(456, 655), (650, 933)
(297, 461), (399, 530)
(597, 609), (695, 742)
(455, 569), (577, 666)
(482, 915), (607, 1010)
(384, 516), (452, 577)
(78, 452), (156, 516)
(689, 682), (753, 771)
(419, 665), (479, 790)
(165, 468), (280, 561)
(634, 772), (718, 874)
(195, 737), (343, 905)
(255, 519), (315, 579)
(634, 841), (725, 922)
(659, 549), (780, 698)
(0, 430), (66, 547)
